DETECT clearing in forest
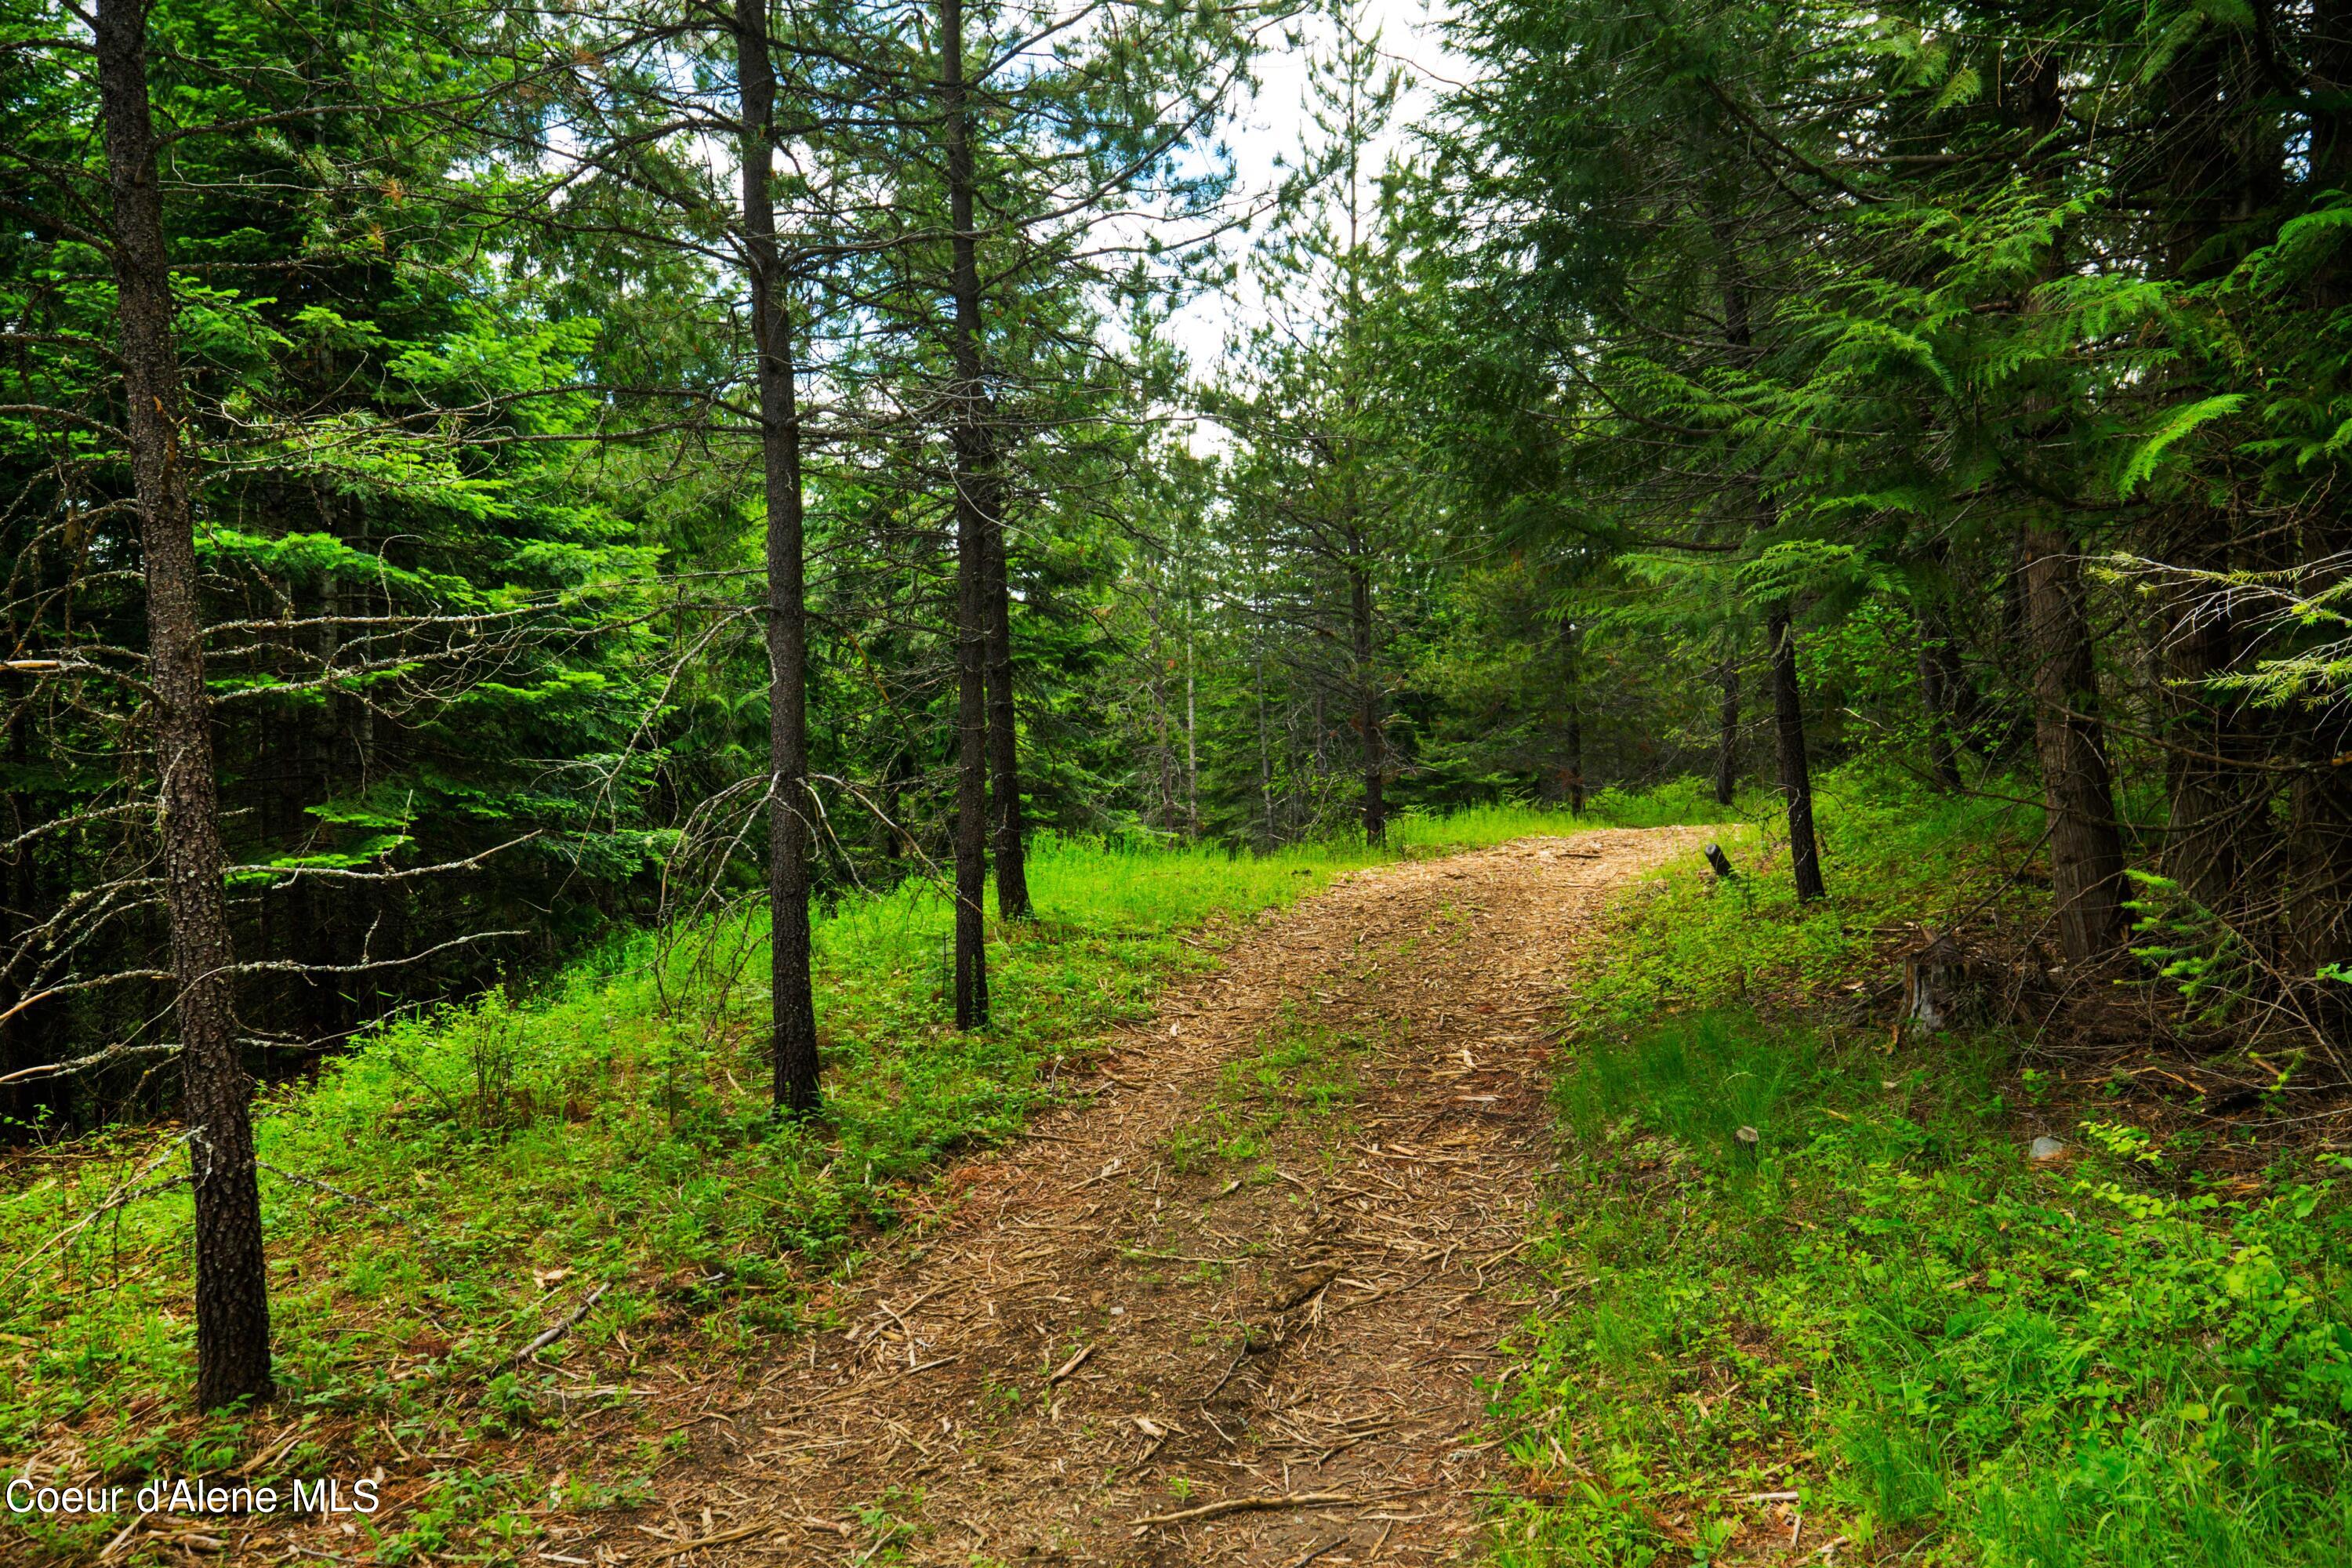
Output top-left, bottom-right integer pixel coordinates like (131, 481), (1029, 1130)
(579, 827), (1706, 1566)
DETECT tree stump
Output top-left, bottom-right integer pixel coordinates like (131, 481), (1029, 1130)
(1904, 931), (1993, 1033)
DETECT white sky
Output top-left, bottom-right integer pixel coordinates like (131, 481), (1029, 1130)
(1160, 0), (1458, 374)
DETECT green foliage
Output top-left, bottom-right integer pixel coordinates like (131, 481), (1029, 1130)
(1570, 764), (2031, 1027)
(2125, 870), (2264, 1022)
(2118, 394), (2245, 498)
(1504, 1007), (2352, 1566)
(0, 807), (1591, 1555)
(1494, 777), (2352, 1567)
(1579, 777), (1755, 830)
(1388, 800), (1626, 848)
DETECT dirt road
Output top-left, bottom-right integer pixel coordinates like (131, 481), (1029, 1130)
(585, 829), (1704, 1566)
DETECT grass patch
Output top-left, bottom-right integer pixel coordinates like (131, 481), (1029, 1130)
(1501, 1010), (2352, 1566)
(0, 808), (1594, 1561)
(1569, 766), (2034, 1029)
(1493, 765), (2352, 1567)
(1159, 1004), (1370, 1181)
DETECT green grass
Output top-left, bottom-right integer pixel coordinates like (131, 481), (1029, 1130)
(0, 807), (1595, 1562)
(1159, 1004), (1373, 1180)
(1579, 775), (1755, 831)
(1569, 766), (2035, 1029)
(1491, 764), (2352, 1567)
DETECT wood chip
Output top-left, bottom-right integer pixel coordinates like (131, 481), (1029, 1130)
(1047, 1343), (1095, 1384)
(639, 1517), (777, 1559)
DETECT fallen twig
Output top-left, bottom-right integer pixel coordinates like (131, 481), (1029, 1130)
(514, 1283), (609, 1362)
(640, 1516), (776, 1559)
(1047, 1343), (1095, 1385)
(1197, 1342), (1250, 1403)
(1131, 1492), (1355, 1528)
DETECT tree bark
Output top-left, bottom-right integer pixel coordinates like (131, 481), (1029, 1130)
(1766, 604), (1825, 902)
(1713, 644), (1740, 807)
(942, 0), (989, 1026)
(1560, 617), (1584, 815)
(2159, 559), (2244, 913)
(932, 0), (1028, 921)
(2278, 9), (2352, 987)
(1184, 590), (1199, 838)
(735, 0), (819, 1113)
(1710, 231), (1773, 829)
(1351, 563), (1383, 846)
(1150, 605), (1174, 826)
(2289, 711), (2352, 980)
(2, 719), (62, 1138)
(983, 518), (1030, 918)
(1254, 609), (1276, 849)
(95, 0), (272, 1410)
(2316, 0), (2352, 198)
(1564, 704), (1584, 816)
(2021, 525), (2126, 962)
(1917, 608), (1962, 790)
(2143, 32), (2264, 926)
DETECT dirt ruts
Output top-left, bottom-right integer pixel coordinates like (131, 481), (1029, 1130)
(583, 829), (1705, 1566)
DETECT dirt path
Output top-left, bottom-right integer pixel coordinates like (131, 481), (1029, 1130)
(590, 829), (1704, 1566)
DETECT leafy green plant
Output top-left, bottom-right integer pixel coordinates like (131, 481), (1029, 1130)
(1497, 782), (2352, 1568)
(2126, 869), (2263, 1023)
(0, 805), (1605, 1557)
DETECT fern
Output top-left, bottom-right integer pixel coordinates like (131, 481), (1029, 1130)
(2117, 394), (2244, 498)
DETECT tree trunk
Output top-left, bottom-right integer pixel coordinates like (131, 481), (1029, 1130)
(735, 0), (819, 1114)
(1351, 563), (1383, 846)
(2021, 525), (2126, 963)
(1713, 644), (1740, 806)
(2288, 710), (2352, 981)
(2316, 0), (2352, 199)
(2144, 25), (2264, 927)
(303, 563), (347, 1049)
(942, 0), (989, 1027)
(2, 720), (62, 1138)
(983, 520), (1030, 919)
(1561, 619), (1584, 815)
(1766, 604), (1825, 902)
(2277, 11), (2352, 995)
(1254, 620), (1276, 849)
(1565, 703), (1584, 816)
(1184, 591), (1199, 838)
(1917, 610), (1962, 790)
(1150, 608), (1174, 826)
(96, 0), (272, 1410)
(2159, 557), (2244, 913)
(935, 0), (1027, 921)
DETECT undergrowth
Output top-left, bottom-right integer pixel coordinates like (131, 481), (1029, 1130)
(1493, 764), (2352, 1566)
(0, 808), (1583, 1562)
(1569, 767), (2033, 1029)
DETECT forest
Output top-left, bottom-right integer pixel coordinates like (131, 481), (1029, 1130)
(4, 0), (2352, 1562)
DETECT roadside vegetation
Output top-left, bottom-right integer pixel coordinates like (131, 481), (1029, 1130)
(11, 0), (2352, 1558)
(0, 804), (1608, 1563)
(1495, 767), (2352, 1566)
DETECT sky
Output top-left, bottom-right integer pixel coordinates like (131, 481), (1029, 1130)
(1158, 0), (1459, 374)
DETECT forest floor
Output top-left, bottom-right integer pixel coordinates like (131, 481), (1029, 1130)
(553, 828), (1708, 1567)
(19, 779), (2351, 1567)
